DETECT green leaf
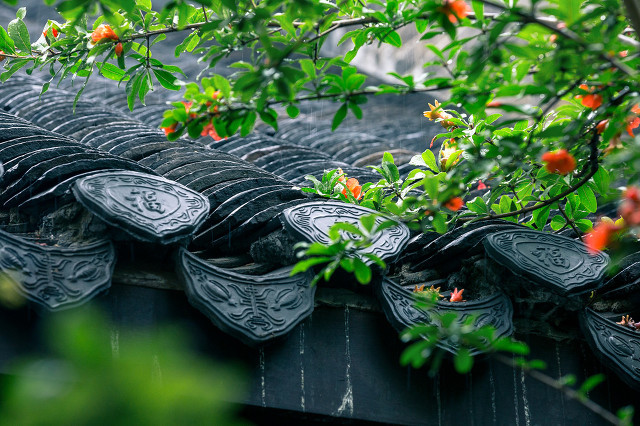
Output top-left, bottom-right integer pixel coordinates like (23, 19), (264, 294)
(578, 374), (605, 396)
(431, 211), (447, 233)
(152, 69), (181, 90)
(532, 204), (551, 230)
(592, 167), (610, 196)
(383, 30), (402, 47)
(360, 214), (376, 233)
(471, 1), (484, 21)
(0, 26), (15, 55)
(15, 7), (25, 19)
(577, 185), (597, 213)
(286, 105), (299, 118)
(353, 258), (372, 284)
(213, 74), (231, 99)
(332, 104), (348, 131)
(300, 59), (316, 78)
(549, 214), (566, 231)
(467, 197), (488, 214)
(291, 257), (332, 275)
(454, 348), (473, 373)
(100, 62), (127, 81)
(8, 18), (31, 54)
(241, 111), (256, 137)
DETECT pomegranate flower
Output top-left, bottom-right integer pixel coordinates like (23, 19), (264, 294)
(439, 0), (470, 24)
(444, 197), (464, 211)
(584, 221), (622, 254)
(423, 100), (456, 129)
(91, 24), (118, 43)
(342, 177), (362, 200)
(619, 187), (640, 226)
(575, 84), (602, 109)
(449, 288), (465, 302)
(201, 121), (222, 141)
(161, 122), (177, 136)
(541, 149), (576, 175)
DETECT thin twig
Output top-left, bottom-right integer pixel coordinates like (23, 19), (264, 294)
(494, 354), (623, 425)
(471, 131), (600, 221)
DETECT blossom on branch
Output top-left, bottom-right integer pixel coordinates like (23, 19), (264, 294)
(584, 221), (622, 254)
(342, 178), (362, 200)
(439, 0), (470, 24)
(423, 100), (456, 129)
(201, 121), (222, 141)
(91, 24), (118, 43)
(444, 197), (464, 211)
(541, 149), (576, 175)
(575, 84), (602, 109)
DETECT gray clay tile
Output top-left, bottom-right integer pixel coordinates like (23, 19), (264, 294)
(181, 167), (278, 193)
(118, 141), (178, 162)
(2, 154), (155, 206)
(0, 230), (115, 310)
(377, 277), (514, 355)
(192, 189), (307, 249)
(177, 247), (315, 346)
(282, 201), (410, 265)
(209, 198), (313, 250)
(581, 308), (640, 391)
(484, 229), (609, 296)
(73, 170), (210, 244)
(163, 159), (250, 183)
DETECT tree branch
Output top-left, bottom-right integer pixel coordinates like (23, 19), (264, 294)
(494, 354), (624, 425)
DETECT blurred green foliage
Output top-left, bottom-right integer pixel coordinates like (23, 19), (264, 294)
(0, 307), (248, 426)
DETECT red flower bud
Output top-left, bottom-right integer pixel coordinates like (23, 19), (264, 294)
(115, 42), (123, 57)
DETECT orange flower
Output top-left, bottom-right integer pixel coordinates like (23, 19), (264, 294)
(619, 187), (640, 226)
(439, 0), (470, 23)
(625, 186), (640, 202)
(91, 24), (118, 43)
(541, 149), (576, 175)
(486, 100), (501, 108)
(200, 121), (222, 141)
(336, 168), (346, 183)
(575, 84), (602, 109)
(444, 197), (464, 211)
(0, 50), (5, 63)
(450, 288), (465, 302)
(342, 178), (362, 200)
(584, 221), (622, 254)
(161, 122), (177, 136)
(43, 27), (58, 38)
(423, 100), (456, 129)
(115, 42), (123, 57)
(626, 116), (640, 137)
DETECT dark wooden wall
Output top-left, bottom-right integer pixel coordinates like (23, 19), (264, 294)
(0, 283), (638, 425)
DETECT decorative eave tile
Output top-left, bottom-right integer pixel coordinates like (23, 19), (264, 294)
(581, 308), (640, 391)
(377, 277), (514, 355)
(73, 171), (210, 244)
(177, 248), (316, 346)
(0, 229), (115, 311)
(281, 201), (410, 264)
(484, 229), (609, 296)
